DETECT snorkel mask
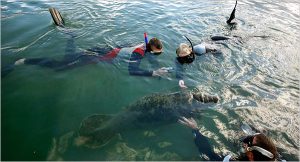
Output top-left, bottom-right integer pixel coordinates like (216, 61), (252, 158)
(176, 36), (195, 64)
(239, 123), (275, 160)
(150, 50), (163, 55)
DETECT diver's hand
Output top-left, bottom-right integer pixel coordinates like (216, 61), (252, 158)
(152, 68), (168, 77)
(179, 80), (188, 88)
(178, 117), (199, 130)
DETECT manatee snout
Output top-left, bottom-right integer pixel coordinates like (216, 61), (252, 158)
(192, 93), (219, 103)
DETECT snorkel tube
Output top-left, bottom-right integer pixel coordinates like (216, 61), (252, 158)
(184, 35), (195, 61)
(184, 35), (194, 52)
(144, 32), (148, 50)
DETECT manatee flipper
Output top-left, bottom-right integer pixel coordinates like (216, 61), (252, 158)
(77, 114), (116, 148)
(49, 8), (65, 27)
(192, 93), (219, 103)
(226, 0), (238, 24)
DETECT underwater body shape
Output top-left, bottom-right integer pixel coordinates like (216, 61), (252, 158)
(77, 91), (219, 148)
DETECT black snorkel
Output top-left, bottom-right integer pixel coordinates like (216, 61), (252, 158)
(184, 35), (194, 53)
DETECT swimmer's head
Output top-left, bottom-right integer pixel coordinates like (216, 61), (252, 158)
(240, 133), (277, 161)
(176, 43), (192, 57)
(176, 43), (195, 64)
(147, 38), (163, 55)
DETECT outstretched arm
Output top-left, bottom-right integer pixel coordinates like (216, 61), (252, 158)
(128, 54), (168, 77)
(178, 117), (222, 161)
(128, 52), (154, 76)
(147, 53), (160, 69)
(175, 60), (187, 88)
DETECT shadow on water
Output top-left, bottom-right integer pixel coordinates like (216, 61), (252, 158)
(2, 74), (68, 160)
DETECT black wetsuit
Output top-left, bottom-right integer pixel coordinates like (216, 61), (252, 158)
(2, 38), (159, 77)
(192, 129), (223, 161)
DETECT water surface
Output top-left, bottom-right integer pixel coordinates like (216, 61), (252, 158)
(1, 0), (299, 160)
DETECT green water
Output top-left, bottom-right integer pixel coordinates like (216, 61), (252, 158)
(1, 0), (299, 161)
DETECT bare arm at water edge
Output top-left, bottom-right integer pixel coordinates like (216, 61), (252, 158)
(175, 59), (187, 88)
(128, 51), (154, 76)
(128, 46), (168, 77)
(178, 117), (222, 161)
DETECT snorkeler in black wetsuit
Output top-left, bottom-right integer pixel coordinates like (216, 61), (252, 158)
(178, 117), (280, 161)
(1, 37), (168, 77)
(174, 0), (240, 88)
(174, 36), (223, 88)
(1, 9), (168, 78)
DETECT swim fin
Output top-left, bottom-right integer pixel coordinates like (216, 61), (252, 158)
(226, 0), (237, 24)
(49, 8), (65, 27)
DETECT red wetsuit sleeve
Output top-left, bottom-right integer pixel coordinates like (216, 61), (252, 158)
(98, 48), (121, 61)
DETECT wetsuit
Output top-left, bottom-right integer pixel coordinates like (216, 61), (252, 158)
(22, 38), (158, 76)
(128, 46), (158, 76)
(192, 128), (223, 161)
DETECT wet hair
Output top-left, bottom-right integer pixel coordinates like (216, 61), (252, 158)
(252, 134), (278, 161)
(176, 44), (195, 64)
(146, 38), (162, 52)
(176, 52), (195, 64)
(238, 134), (278, 161)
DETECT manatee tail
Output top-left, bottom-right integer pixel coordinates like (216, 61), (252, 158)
(77, 114), (116, 148)
(227, 0), (238, 24)
(192, 93), (219, 103)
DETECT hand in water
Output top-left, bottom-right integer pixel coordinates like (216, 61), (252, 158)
(161, 67), (174, 72)
(14, 58), (26, 65)
(152, 67), (169, 77)
(178, 117), (199, 130)
(179, 80), (188, 88)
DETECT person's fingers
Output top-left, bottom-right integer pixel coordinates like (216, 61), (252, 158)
(179, 117), (193, 127)
(190, 117), (196, 123)
(181, 116), (196, 126)
(156, 69), (168, 76)
(190, 118), (199, 129)
(178, 119), (184, 124)
(178, 119), (187, 125)
(161, 69), (168, 74)
(182, 116), (190, 123)
(179, 116), (185, 121)
(178, 120), (190, 128)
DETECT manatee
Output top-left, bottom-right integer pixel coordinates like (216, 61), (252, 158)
(77, 91), (219, 148)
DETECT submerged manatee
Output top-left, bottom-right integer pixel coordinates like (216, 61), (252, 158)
(77, 91), (219, 148)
